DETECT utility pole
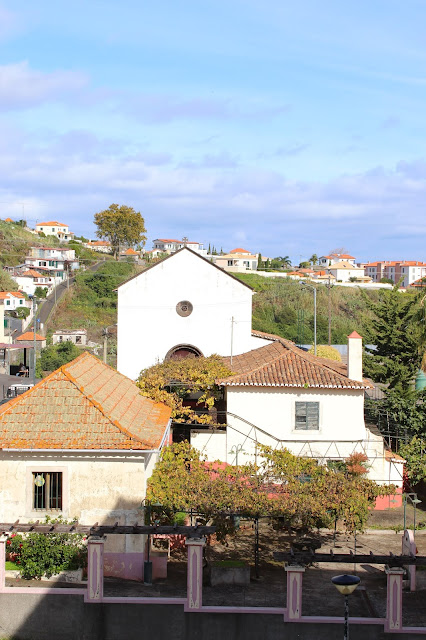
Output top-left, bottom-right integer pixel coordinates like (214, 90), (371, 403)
(103, 327), (108, 364)
(30, 296), (37, 384)
(328, 275), (332, 346)
(230, 316), (234, 366)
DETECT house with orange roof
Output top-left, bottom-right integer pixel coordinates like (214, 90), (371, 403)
(0, 351), (172, 580)
(0, 291), (28, 311)
(319, 253), (356, 267)
(12, 269), (52, 296)
(85, 239), (112, 254)
(35, 221), (74, 242)
(16, 332), (46, 348)
(365, 260), (426, 286)
(116, 247), (402, 497)
(190, 331), (403, 493)
(152, 237), (206, 255)
(215, 249), (258, 272)
(119, 247), (140, 263)
(326, 260), (366, 283)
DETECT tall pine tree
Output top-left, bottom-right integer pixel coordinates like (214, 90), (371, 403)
(363, 286), (421, 394)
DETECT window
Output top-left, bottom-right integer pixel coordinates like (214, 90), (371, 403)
(295, 402), (319, 430)
(33, 472), (62, 510)
(6, 300), (10, 306)
(75, 335), (82, 344)
(19, 299), (23, 304)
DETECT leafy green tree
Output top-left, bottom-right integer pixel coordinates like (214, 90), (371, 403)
(147, 442), (392, 539)
(299, 261), (311, 268)
(309, 254), (318, 266)
(34, 286), (48, 299)
(257, 253), (263, 269)
(362, 286), (422, 393)
(94, 203), (147, 260)
(37, 341), (81, 376)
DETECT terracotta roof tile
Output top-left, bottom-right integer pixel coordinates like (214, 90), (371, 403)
(0, 352), (171, 451)
(0, 292), (25, 299)
(218, 331), (372, 389)
(17, 332), (45, 341)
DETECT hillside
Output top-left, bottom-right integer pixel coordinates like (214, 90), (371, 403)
(47, 261), (145, 351)
(234, 273), (381, 344)
(0, 219), (97, 274)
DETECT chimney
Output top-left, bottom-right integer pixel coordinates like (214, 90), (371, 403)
(347, 331), (363, 382)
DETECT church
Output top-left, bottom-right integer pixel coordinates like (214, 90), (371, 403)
(116, 248), (403, 494)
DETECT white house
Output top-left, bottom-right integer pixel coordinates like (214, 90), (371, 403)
(13, 269), (52, 296)
(152, 238), (207, 256)
(215, 248), (258, 273)
(189, 331), (403, 488)
(35, 221), (74, 242)
(319, 253), (356, 267)
(52, 329), (87, 346)
(116, 248), (403, 490)
(86, 240), (112, 254)
(0, 291), (28, 311)
(117, 248), (269, 380)
(0, 352), (172, 581)
(326, 261), (366, 283)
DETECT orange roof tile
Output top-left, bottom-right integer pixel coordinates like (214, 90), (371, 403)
(17, 332), (45, 341)
(20, 269), (45, 278)
(230, 248), (250, 254)
(123, 248), (138, 255)
(0, 352), (171, 451)
(36, 221), (68, 227)
(218, 331), (372, 389)
(0, 292), (25, 299)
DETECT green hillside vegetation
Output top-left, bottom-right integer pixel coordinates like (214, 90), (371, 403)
(234, 274), (382, 344)
(0, 219), (61, 267)
(48, 261), (144, 343)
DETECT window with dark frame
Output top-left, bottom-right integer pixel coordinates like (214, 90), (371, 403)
(295, 401), (319, 430)
(33, 472), (62, 510)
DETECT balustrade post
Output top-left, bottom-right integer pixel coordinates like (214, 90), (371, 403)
(385, 567), (404, 632)
(0, 535), (7, 589)
(285, 565), (305, 621)
(86, 536), (105, 602)
(185, 537), (206, 611)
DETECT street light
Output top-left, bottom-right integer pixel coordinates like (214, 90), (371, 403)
(300, 282), (317, 355)
(28, 295), (38, 384)
(229, 444), (244, 465)
(403, 492), (422, 536)
(331, 574), (361, 640)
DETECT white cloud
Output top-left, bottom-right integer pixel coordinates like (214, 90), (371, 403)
(0, 61), (89, 110)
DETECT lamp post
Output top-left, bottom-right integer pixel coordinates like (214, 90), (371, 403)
(331, 574), (360, 640)
(403, 492), (422, 536)
(28, 295), (38, 384)
(301, 282), (317, 355)
(229, 444), (243, 465)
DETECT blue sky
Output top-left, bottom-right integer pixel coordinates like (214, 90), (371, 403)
(1, 1), (426, 263)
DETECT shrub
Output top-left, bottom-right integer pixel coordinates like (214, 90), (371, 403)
(308, 345), (342, 361)
(6, 517), (87, 580)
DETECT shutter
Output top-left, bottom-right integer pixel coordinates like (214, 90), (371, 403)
(295, 402), (307, 429)
(295, 402), (319, 430)
(306, 402), (319, 430)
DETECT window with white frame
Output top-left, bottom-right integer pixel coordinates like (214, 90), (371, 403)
(295, 401), (319, 430)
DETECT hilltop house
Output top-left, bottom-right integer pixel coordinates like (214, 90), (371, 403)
(35, 221), (74, 242)
(116, 248), (403, 491)
(215, 248), (258, 273)
(0, 352), (171, 580)
(319, 253), (357, 267)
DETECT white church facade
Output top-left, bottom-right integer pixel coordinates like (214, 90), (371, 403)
(117, 248), (403, 491)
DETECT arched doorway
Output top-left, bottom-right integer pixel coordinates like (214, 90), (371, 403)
(165, 344), (203, 361)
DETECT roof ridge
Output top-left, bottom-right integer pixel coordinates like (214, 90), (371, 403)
(60, 353), (155, 448)
(247, 330), (370, 388)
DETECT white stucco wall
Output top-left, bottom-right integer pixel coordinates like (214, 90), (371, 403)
(0, 451), (156, 554)
(117, 249), (259, 379)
